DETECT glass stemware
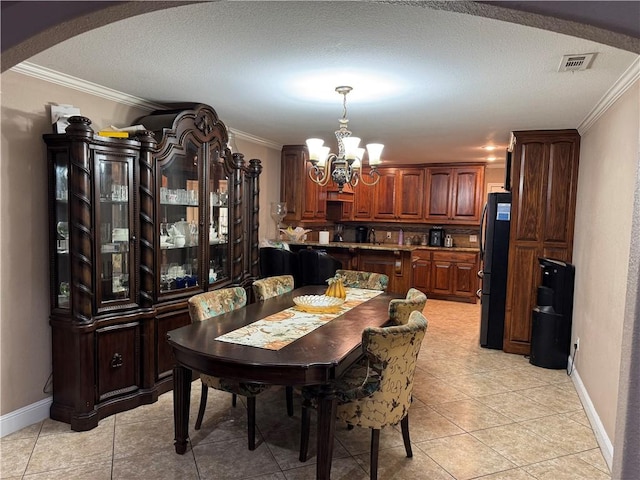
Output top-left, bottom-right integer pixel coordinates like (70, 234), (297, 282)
(270, 202), (287, 238)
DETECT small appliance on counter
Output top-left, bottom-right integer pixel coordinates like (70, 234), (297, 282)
(429, 227), (445, 247)
(333, 224), (344, 242)
(444, 234), (454, 248)
(355, 226), (369, 243)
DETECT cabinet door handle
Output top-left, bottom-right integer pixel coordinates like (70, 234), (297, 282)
(111, 353), (123, 368)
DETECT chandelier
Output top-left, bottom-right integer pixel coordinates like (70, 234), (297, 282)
(306, 86), (383, 193)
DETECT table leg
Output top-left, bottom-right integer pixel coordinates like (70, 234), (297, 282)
(316, 393), (337, 480)
(173, 365), (192, 454)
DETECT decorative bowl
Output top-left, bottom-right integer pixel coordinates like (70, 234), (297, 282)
(280, 227), (312, 242)
(293, 294), (345, 313)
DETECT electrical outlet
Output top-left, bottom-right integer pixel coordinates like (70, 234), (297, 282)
(575, 337), (580, 351)
(470, 234), (478, 243)
(386, 231), (392, 240)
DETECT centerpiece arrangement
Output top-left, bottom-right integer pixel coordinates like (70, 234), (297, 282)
(293, 274), (347, 313)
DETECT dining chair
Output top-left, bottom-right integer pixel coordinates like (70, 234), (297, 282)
(187, 286), (270, 450)
(299, 310), (428, 480)
(388, 288), (427, 325)
(252, 274), (295, 301)
(251, 274), (296, 416)
(335, 269), (389, 291)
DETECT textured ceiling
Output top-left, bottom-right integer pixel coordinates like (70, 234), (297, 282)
(20, 1), (640, 166)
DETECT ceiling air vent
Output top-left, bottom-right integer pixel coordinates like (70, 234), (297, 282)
(558, 53), (596, 72)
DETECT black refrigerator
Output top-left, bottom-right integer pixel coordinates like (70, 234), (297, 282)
(479, 192), (512, 349)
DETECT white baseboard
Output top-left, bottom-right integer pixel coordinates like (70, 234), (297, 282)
(569, 357), (614, 471)
(0, 397), (52, 438)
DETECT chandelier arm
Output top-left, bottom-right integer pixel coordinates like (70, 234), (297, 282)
(357, 169), (381, 187)
(308, 154), (337, 187)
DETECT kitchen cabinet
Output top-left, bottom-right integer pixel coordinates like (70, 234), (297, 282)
(411, 249), (431, 292)
(412, 249), (479, 303)
(503, 129), (579, 355)
(373, 167), (424, 221)
(358, 248), (413, 294)
(424, 165), (484, 224)
(44, 105), (262, 431)
(281, 145), (326, 224)
(352, 169), (375, 220)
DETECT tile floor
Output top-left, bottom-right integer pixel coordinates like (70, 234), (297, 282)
(1, 299), (610, 479)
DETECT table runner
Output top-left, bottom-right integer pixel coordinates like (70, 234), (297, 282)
(216, 288), (384, 350)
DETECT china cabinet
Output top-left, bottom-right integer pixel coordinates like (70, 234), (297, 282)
(44, 104), (261, 431)
(45, 116), (157, 431)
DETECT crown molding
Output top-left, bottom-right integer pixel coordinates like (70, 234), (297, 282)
(228, 128), (282, 151)
(578, 57), (640, 134)
(11, 61), (283, 151)
(11, 62), (167, 110)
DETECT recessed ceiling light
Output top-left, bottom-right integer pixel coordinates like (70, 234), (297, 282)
(487, 156), (497, 162)
(483, 146), (497, 151)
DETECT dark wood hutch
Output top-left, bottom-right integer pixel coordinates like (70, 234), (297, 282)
(44, 104), (261, 430)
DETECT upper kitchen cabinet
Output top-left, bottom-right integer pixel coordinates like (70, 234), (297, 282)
(44, 116), (157, 431)
(424, 165), (485, 224)
(503, 129), (580, 355)
(352, 170), (375, 220)
(373, 167), (425, 221)
(281, 145), (326, 224)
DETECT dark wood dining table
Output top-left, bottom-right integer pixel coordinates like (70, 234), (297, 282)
(167, 285), (399, 480)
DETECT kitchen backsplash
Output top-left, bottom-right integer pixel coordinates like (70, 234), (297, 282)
(289, 224), (481, 249)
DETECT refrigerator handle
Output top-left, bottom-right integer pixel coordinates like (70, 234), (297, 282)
(479, 201), (488, 259)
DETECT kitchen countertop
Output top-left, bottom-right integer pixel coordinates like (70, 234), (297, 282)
(287, 241), (480, 254)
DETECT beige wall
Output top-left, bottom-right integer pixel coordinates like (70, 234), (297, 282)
(232, 138), (281, 241)
(0, 71), (151, 415)
(484, 165), (506, 194)
(572, 79), (640, 440)
(0, 70), (281, 416)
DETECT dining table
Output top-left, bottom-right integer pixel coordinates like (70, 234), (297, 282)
(167, 284), (400, 480)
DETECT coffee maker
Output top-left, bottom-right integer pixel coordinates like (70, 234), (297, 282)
(429, 227), (445, 247)
(355, 226), (369, 243)
(333, 224), (344, 242)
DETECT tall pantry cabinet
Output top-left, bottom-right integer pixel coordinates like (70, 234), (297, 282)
(44, 104), (261, 431)
(503, 129), (580, 355)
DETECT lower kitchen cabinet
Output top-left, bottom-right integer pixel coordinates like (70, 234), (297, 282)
(358, 249), (413, 294)
(412, 249), (479, 303)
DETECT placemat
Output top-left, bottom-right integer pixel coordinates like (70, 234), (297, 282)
(216, 288), (383, 350)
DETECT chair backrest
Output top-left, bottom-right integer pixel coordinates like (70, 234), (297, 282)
(297, 249), (342, 286)
(335, 269), (389, 291)
(336, 310), (428, 430)
(259, 247), (299, 285)
(252, 275), (295, 301)
(388, 288), (427, 325)
(188, 287), (247, 322)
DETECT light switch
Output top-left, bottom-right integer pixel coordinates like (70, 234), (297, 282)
(470, 235), (478, 243)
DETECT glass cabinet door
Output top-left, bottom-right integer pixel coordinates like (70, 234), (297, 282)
(207, 149), (230, 286)
(158, 139), (201, 294)
(53, 152), (70, 309)
(97, 153), (135, 305)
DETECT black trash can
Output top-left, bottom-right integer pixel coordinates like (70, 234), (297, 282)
(529, 258), (575, 369)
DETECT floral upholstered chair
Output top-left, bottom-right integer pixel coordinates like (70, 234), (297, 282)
(251, 274), (296, 416)
(388, 288), (427, 325)
(252, 274), (295, 301)
(335, 269), (389, 291)
(188, 286), (270, 450)
(299, 310), (428, 480)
